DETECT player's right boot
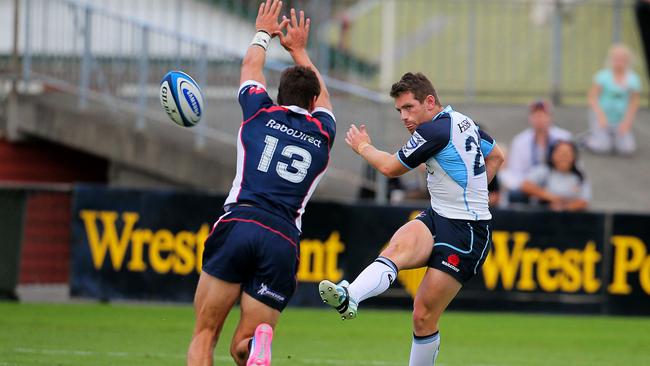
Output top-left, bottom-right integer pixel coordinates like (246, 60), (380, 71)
(246, 323), (273, 366)
(319, 280), (358, 320)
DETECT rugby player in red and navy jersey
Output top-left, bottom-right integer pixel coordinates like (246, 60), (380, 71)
(187, 2), (335, 365)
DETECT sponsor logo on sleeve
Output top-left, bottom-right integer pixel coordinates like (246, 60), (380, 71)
(401, 132), (427, 158)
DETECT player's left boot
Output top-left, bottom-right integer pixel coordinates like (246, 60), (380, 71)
(247, 323), (273, 366)
(319, 280), (358, 320)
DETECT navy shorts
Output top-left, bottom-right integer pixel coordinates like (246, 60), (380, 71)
(415, 207), (491, 284)
(202, 205), (300, 311)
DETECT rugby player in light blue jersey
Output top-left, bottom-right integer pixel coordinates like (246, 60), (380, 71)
(320, 73), (504, 366)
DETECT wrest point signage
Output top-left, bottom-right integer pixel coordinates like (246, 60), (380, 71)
(70, 186), (650, 314)
(78, 209), (344, 282)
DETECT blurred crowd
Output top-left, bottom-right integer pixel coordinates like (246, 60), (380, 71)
(363, 42), (644, 213)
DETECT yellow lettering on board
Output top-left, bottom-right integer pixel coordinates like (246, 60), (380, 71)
(608, 236), (646, 295)
(80, 210), (139, 270)
(174, 231), (196, 275)
(482, 231), (530, 290)
(149, 230), (174, 274)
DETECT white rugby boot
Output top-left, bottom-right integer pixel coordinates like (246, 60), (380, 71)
(318, 280), (358, 320)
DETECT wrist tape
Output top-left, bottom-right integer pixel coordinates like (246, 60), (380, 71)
(250, 30), (271, 50)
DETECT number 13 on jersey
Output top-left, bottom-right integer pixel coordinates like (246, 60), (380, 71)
(257, 135), (312, 183)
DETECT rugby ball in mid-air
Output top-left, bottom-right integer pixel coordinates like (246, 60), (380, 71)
(159, 71), (204, 127)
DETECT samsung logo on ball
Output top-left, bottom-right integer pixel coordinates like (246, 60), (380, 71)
(181, 81), (201, 116)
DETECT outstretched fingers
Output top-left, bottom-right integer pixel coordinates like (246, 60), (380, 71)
(271, 0), (282, 17)
(279, 16), (290, 31)
(290, 8), (298, 28)
(274, 16), (289, 41)
(299, 10), (305, 28)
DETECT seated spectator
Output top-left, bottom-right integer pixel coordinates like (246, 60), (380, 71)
(500, 100), (572, 203)
(520, 141), (590, 211)
(586, 43), (642, 155)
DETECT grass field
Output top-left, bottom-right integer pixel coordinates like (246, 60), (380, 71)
(1, 302), (650, 366)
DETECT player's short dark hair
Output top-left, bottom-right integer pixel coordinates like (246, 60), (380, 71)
(277, 66), (321, 110)
(390, 72), (441, 106)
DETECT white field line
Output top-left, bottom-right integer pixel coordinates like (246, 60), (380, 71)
(9, 347), (506, 366)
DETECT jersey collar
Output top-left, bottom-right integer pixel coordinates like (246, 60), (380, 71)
(282, 105), (311, 116)
(432, 105), (453, 121)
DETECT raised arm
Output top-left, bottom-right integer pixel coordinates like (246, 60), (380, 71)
(240, 0), (287, 85)
(276, 9), (333, 111)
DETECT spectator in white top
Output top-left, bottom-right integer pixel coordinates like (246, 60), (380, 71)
(501, 100), (572, 203)
(521, 140), (590, 211)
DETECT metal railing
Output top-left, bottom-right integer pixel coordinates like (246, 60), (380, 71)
(10, 0), (648, 104)
(90, 0), (645, 105)
(329, 0), (648, 104)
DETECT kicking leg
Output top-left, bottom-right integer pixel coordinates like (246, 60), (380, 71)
(350, 220), (434, 300)
(320, 219), (433, 319)
(230, 292), (281, 366)
(409, 268), (461, 366)
(187, 272), (241, 366)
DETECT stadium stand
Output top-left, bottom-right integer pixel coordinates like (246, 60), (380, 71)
(0, 0), (648, 212)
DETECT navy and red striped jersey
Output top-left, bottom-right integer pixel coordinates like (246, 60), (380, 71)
(224, 80), (336, 231)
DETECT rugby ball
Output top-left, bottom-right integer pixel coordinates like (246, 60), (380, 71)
(159, 71), (204, 127)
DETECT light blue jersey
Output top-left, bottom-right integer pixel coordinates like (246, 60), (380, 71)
(594, 69), (642, 125)
(397, 106), (494, 221)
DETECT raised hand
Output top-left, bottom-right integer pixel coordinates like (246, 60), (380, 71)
(276, 8), (311, 53)
(255, 0), (287, 36)
(345, 124), (372, 154)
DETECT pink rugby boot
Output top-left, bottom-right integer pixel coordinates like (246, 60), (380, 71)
(246, 323), (273, 366)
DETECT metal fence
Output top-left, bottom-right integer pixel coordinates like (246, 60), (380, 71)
(5, 0), (648, 105)
(318, 0), (648, 105)
(52, 0), (644, 105)
(14, 0), (389, 109)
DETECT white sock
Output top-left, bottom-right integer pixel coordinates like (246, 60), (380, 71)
(409, 332), (440, 366)
(348, 256), (397, 303)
